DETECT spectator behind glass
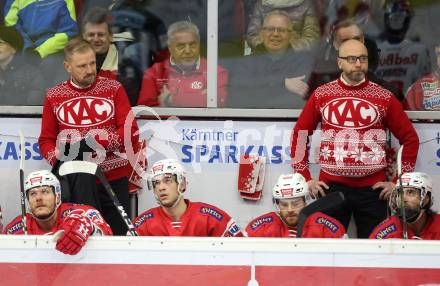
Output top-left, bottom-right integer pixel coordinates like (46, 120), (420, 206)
(375, 0), (430, 96)
(405, 42), (440, 110)
(109, 0), (168, 73)
(137, 21), (228, 107)
(4, 0), (78, 88)
(364, 36), (403, 101)
(246, 0), (319, 52)
(141, 0), (247, 58)
(4, 0), (78, 58)
(0, 25), (45, 105)
(227, 10), (312, 108)
(82, 7), (142, 106)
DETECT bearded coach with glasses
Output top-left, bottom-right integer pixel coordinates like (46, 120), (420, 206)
(290, 39), (419, 238)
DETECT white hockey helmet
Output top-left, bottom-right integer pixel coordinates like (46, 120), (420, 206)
(273, 173), (310, 201)
(25, 170), (62, 209)
(391, 172), (434, 210)
(148, 159), (187, 190)
(147, 159), (187, 207)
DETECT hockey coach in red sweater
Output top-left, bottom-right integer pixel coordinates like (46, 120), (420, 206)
(290, 39), (419, 238)
(38, 38), (139, 235)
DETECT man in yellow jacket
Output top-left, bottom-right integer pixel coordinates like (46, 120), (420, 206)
(4, 0), (78, 58)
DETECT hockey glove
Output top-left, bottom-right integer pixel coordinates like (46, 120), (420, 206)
(55, 214), (93, 255)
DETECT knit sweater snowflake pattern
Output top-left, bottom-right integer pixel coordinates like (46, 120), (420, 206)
(291, 78), (419, 187)
(38, 77), (139, 181)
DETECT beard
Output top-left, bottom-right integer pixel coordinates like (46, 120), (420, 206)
(73, 74), (96, 88)
(396, 207), (421, 223)
(345, 70), (366, 83)
(280, 213), (298, 228)
(34, 208), (56, 221)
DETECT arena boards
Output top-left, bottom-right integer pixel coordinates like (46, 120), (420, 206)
(1, 236), (440, 285)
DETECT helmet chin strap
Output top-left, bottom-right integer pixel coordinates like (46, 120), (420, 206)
(170, 190), (184, 208)
(155, 182), (185, 209)
(274, 199), (281, 213)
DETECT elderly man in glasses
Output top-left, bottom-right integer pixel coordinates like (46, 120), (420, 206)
(290, 39), (419, 238)
(227, 10), (313, 108)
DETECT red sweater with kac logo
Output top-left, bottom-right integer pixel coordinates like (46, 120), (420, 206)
(291, 78), (419, 187)
(38, 77), (139, 181)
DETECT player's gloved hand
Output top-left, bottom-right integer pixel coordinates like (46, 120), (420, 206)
(55, 214), (93, 255)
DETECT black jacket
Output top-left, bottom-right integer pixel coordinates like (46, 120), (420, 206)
(227, 46), (313, 108)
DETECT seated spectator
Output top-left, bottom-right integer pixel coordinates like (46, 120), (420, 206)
(404, 41), (440, 110)
(364, 36), (404, 101)
(375, 0), (430, 96)
(137, 0), (246, 58)
(227, 10), (312, 108)
(3, 170), (113, 255)
(74, 0), (113, 22)
(4, 0), (78, 58)
(246, 173), (346, 238)
(137, 21), (228, 107)
(82, 7), (143, 105)
(0, 25), (45, 105)
(133, 159), (244, 237)
(109, 0), (169, 72)
(246, 0), (319, 52)
(370, 172), (440, 239)
(4, 0), (78, 88)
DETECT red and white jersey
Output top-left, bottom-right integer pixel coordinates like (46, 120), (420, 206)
(2, 203), (113, 235)
(404, 73), (440, 110)
(376, 39), (430, 95)
(369, 214), (440, 240)
(133, 199), (243, 237)
(245, 211), (345, 238)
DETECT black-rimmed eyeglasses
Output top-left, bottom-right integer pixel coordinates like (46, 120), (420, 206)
(338, 55), (368, 64)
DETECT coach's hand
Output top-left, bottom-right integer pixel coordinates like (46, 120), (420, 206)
(373, 181), (396, 200)
(307, 180), (329, 199)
